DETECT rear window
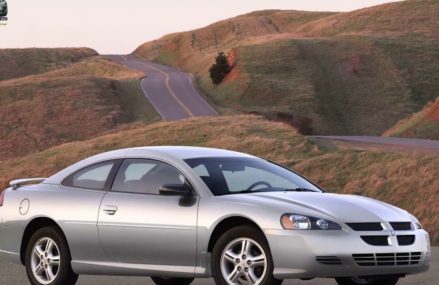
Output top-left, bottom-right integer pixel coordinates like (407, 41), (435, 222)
(62, 161), (116, 190)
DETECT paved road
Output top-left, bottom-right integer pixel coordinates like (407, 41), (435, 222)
(1, 248), (436, 285)
(104, 54), (218, 121)
(312, 136), (439, 152)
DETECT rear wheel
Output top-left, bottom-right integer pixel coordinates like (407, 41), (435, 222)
(212, 225), (282, 285)
(25, 226), (78, 285)
(151, 277), (194, 285)
(336, 276), (400, 285)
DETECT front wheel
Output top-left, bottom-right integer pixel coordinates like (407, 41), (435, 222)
(336, 276), (400, 285)
(212, 225), (282, 285)
(151, 277), (194, 285)
(25, 226), (78, 285)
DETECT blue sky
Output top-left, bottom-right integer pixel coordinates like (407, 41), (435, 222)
(0, 0), (401, 54)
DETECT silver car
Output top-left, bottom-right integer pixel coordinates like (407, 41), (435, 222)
(0, 147), (430, 285)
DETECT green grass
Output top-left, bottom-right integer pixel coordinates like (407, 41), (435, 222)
(374, 36), (439, 105)
(197, 36), (433, 135)
(134, 2), (439, 136)
(114, 79), (161, 123)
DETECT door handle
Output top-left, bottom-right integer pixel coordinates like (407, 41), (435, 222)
(103, 205), (118, 215)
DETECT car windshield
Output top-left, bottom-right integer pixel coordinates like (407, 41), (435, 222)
(184, 157), (322, 196)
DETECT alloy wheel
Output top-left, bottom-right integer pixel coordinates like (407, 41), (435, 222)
(31, 237), (61, 284)
(220, 238), (267, 285)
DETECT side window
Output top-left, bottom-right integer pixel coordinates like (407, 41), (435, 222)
(112, 159), (185, 195)
(62, 161), (115, 190)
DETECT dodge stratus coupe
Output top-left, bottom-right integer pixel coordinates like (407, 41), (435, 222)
(0, 147), (430, 285)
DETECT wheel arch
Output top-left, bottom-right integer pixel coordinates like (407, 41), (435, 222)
(20, 217), (68, 265)
(207, 215), (268, 253)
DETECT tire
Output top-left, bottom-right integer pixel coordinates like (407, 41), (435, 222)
(151, 277), (194, 285)
(336, 276), (400, 285)
(25, 226), (78, 285)
(212, 225), (282, 285)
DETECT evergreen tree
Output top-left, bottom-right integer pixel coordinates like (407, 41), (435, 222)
(209, 52), (231, 85)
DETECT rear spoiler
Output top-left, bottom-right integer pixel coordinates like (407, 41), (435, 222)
(9, 178), (47, 190)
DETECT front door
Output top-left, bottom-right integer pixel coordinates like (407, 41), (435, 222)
(97, 159), (198, 274)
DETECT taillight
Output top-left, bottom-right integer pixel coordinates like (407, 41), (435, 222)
(0, 191), (4, 206)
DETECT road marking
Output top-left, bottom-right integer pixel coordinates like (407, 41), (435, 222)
(121, 55), (128, 61)
(187, 73), (219, 116)
(140, 78), (168, 120)
(137, 61), (194, 117)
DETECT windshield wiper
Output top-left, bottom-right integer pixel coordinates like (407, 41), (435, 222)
(235, 189), (272, 194)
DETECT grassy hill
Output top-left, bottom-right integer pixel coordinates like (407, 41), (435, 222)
(135, 0), (439, 136)
(0, 51), (160, 160)
(384, 96), (439, 139)
(0, 115), (437, 243)
(0, 48), (97, 81)
(298, 0), (439, 37)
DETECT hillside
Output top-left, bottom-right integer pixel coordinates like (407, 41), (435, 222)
(135, 0), (439, 136)
(135, 10), (335, 66)
(0, 115), (437, 243)
(384, 96), (439, 140)
(298, 0), (439, 37)
(0, 48), (97, 81)
(0, 53), (160, 160)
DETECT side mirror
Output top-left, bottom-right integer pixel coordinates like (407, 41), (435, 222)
(159, 184), (191, 196)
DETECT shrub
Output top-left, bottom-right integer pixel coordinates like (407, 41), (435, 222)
(209, 52), (231, 85)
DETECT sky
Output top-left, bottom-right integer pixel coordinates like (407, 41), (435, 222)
(0, 0), (401, 54)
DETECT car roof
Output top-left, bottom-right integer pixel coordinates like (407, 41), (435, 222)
(125, 146), (253, 160)
(44, 146), (254, 185)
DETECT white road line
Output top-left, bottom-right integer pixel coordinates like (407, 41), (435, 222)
(140, 78), (168, 120)
(187, 73), (219, 116)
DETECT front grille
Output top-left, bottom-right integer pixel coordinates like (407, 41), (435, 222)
(347, 222), (383, 231)
(316, 256), (342, 265)
(390, 222), (413, 231)
(353, 252), (422, 267)
(397, 235), (415, 246)
(361, 235), (389, 246)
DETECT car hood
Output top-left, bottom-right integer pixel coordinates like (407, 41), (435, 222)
(230, 192), (411, 223)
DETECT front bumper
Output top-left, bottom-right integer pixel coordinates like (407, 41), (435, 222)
(265, 228), (431, 279)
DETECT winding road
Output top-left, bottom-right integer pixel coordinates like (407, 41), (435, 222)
(105, 55), (439, 152)
(312, 136), (439, 152)
(104, 54), (218, 121)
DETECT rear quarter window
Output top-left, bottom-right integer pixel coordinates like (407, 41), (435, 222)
(62, 161), (116, 190)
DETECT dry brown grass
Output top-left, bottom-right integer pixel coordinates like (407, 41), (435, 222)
(0, 76), (131, 160)
(384, 96), (439, 140)
(294, 151), (439, 243)
(0, 115), (437, 242)
(0, 48), (97, 81)
(134, 10), (335, 67)
(39, 57), (144, 80)
(298, 0), (439, 37)
(0, 56), (158, 160)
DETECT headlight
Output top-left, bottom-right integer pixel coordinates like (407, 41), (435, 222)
(281, 214), (342, 230)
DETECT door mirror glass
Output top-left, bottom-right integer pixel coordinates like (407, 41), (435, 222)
(159, 184), (191, 196)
